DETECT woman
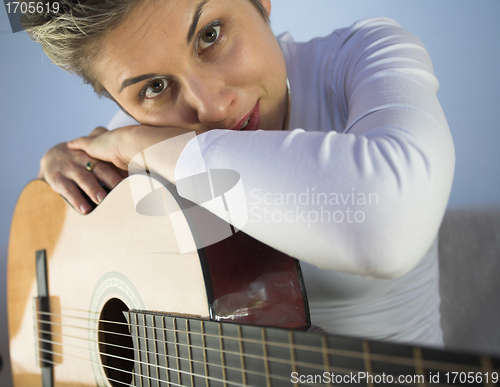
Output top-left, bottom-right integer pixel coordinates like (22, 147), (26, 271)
(24, 0), (455, 346)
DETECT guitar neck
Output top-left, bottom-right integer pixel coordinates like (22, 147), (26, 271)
(118, 311), (499, 387)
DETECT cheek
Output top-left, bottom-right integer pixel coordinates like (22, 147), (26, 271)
(217, 32), (279, 87)
(241, 35), (286, 92)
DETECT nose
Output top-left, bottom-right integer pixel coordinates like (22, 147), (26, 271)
(181, 73), (236, 127)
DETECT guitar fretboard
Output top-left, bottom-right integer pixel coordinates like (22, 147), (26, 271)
(121, 311), (500, 387)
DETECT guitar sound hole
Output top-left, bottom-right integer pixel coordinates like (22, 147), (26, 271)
(98, 298), (134, 386)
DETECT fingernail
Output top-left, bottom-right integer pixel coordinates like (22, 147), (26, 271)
(97, 191), (106, 203)
(80, 203), (91, 214)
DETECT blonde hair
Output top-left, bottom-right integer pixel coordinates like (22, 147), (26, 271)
(21, 0), (137, 95)
(21, 0), (270, 97)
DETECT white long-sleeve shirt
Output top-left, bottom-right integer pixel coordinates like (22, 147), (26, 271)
(110, 18), (455, 346)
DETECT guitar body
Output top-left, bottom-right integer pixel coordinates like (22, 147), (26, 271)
(8, 176), (500, 387)
(8, 176), (309, 387)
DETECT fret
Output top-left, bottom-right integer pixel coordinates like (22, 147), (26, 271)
(240, 325), (267, 386)
(188, 319), (206, 386)
(218, 323), (228, 386)
(154, 315), (169, 387)
(294, 329), (324, 382)
(164, 316), (179, 385)
(204, 318), (224, 385)
(413, 347), (427, 387)
(220, 323), (245, 385)
(263, 327), (292, 386)
(163, 317), (177, 385)
(165, 316), (174, 386)
(260, 328), (271, 387)
(324, 334), (366, 380)
(138, 312), (151, 387)
(186, 319), (195, 387)
(237, 325), (247, 386)
(362, 341), (374, 387)
(321, 335), (332, 387)
(129, 312), (143, 387)
(176, 318), (193, 387)
(146, 314), (159, 387)
(369, 340), (417, 386)
(201, 321), (209, 387)
(172, 317), (182, 386)
(289, 331), (298, 387)
(176, 317), (194, 386)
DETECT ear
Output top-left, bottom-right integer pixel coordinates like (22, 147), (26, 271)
(258, 0), (271, 15)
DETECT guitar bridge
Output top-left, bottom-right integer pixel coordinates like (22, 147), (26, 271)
(33, 249), (54, 387)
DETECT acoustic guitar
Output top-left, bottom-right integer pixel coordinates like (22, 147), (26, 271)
(7, 176), (500, 386)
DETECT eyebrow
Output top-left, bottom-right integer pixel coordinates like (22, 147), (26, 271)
(119, 73), (157, 94)
(187, 0), (209, 44)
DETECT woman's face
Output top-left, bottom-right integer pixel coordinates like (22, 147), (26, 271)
(95, 0), (288, 133)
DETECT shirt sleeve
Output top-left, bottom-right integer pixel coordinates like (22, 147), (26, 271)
(174, 18), (455, 278)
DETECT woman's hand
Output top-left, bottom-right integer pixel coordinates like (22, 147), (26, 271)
(39, 127), (127, 214)
(67, 125), (201, 184)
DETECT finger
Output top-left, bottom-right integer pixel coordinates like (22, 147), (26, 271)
(89, 126), (108, 137)
(67, 136), (113, 166)
(66, 163), (109, 205)
(76, 152), (100, 171)
(50, 174), (95, 214)
(92, 161), (126, 190)
(66, 136), (90, 151)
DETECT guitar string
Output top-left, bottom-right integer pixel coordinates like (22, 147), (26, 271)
(34, 314), (496, 374)
(36, 330), (369, 381)
(36, 323), (496, 384)
(37, 350), (250, 387)
(34, 357), (138, 387)
(38, 348), (146, 387)
(35, 316), (500, 387)
(38, 353), (341, 387)
(38, 316), (497, 377)
(37, 341), (422, 387)
(41, 302), (327, 386)
(38, 343), (480, 387)
(36, 317), (415, 374)
(37, 345), (295, 387)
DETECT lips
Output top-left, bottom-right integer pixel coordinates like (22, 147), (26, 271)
(231, 103), (260, 131)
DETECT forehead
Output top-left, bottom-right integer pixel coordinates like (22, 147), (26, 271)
(101, 0), (193, 54)
(95, 0), (210, 88)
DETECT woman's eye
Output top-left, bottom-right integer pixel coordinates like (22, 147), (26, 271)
(198, 25), (221, 50)
(145, 77), (170, 99)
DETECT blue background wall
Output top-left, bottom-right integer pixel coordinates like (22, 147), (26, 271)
(1, 0), (499, 384)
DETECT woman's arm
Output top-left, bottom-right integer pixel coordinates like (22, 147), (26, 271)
(69, 19), (454, 278)
(172, 18), (455, 278)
